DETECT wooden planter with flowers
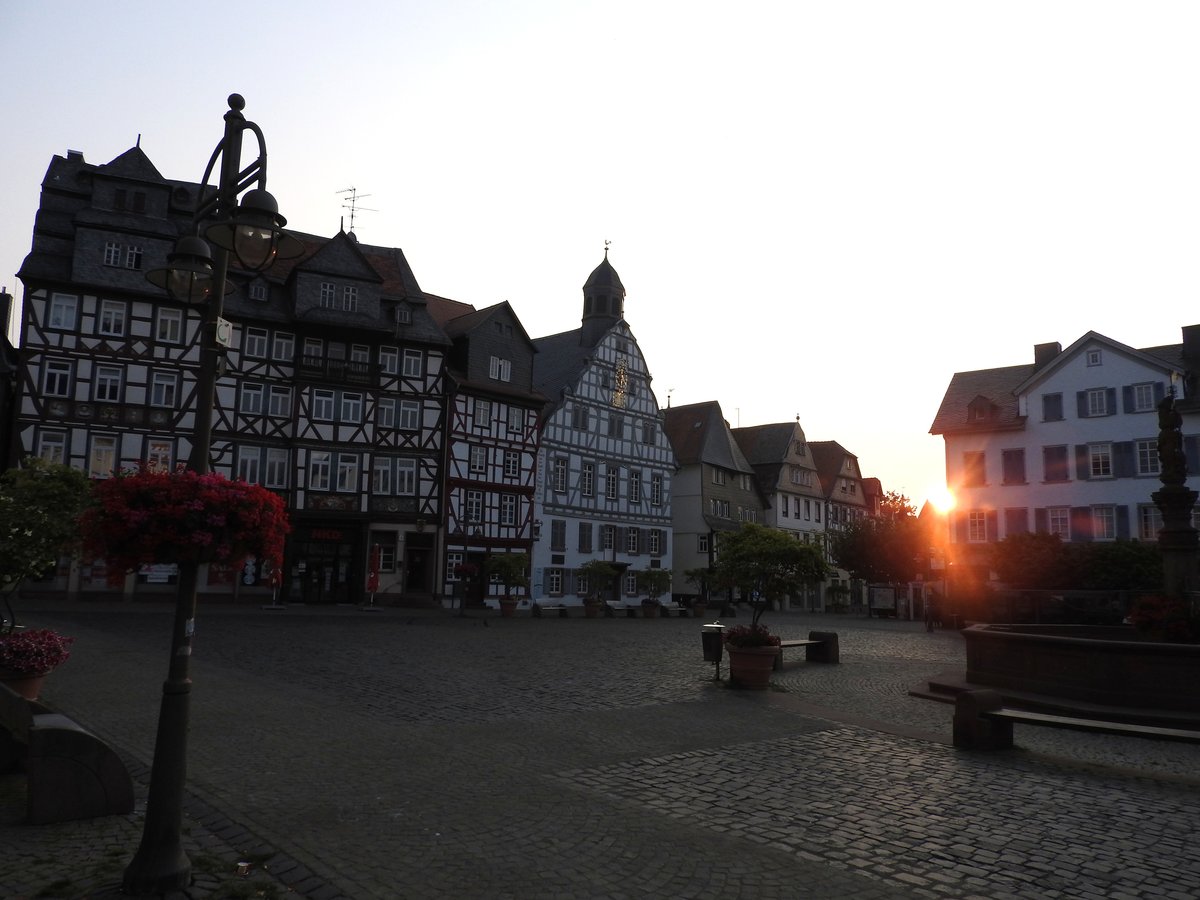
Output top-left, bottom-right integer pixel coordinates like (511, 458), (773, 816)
(79, 466), (290, 587)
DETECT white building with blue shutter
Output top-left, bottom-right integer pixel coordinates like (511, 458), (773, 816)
(930, 327), (1200, 570)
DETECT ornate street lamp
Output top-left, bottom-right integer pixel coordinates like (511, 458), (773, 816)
(125, 93), (301, 895)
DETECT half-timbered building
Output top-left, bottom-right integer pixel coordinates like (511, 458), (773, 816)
(434, 300), (544, 609)
(530, 253), (676, 606)
(12, 145), (450, 604)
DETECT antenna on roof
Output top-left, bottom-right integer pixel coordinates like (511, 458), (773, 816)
(337, 187), (378, 235)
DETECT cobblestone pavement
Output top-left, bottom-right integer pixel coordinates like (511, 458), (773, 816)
(4, 603), (1200, 899)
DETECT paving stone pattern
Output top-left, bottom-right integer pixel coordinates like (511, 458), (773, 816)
(3, 605), (1199, 899)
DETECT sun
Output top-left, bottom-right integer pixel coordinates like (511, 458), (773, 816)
(926, 485), (956, 514)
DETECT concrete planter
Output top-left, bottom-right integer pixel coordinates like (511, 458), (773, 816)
(962, 624), (1200, 713)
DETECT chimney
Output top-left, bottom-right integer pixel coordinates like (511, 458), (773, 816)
(1182, 325), (1200, 361)
(0, 288), (11, 340)
(1034, 342), (1061, 369)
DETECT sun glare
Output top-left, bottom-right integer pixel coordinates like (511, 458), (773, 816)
(927, 485), (956, 514)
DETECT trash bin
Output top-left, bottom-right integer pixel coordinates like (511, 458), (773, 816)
(701, 622), (726, 663)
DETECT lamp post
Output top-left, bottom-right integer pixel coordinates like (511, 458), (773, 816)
(124, 94), (301, 895)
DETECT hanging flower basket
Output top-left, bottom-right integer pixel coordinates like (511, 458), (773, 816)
(80, 466), (290, 580)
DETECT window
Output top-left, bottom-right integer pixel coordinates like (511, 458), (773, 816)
(337, 453), (359, 492)
(313, 389), (335, 420)
(581, 462), (595, 497)
(124, 245), (143, 270)
(1087, 349), (1102, 366)
(237, 447), (262, 484)
(963, 453), (986, 487)
(698, 534), (709, 554)
(1043, 445), (1069, 482)
(642, 420), (657, 445)
(370, 532), (397, 572)
(376, 458), (416, 494)
(626, 527), (639, 554)
(967, 510), (987, 543)
(157, 308), (183, 344)
(309, 451), (331, 490)
(1089, 443), (1113, 479)
(629, 470), (642, 504)
(469, 445), (487, 474)
(1139, 505), (1163, 541)
(89, 435), (117, 477)
(1083, 388), (1111, 417)
(37, 431), (67, 464)
(552, 458), (568, 493)
(503, 450), (520, 478)
(489, 356), (512, 382)
(649, 529), (661, 556)
(271, 333), (294, 362)
(341, 393), (362, 423)
(146, 439), (173, 472)
(379, 346), (399, 375)
(150, 372), (177, 408)
(1135, 439), (1160, 476)
(578, 522), (593, 553)
(49, 293), (77, 330)
(446, 551), (464, 583)
(508, 406), (525, 432)
(268, 386), (292, 418)
(624, 571), (637, 596)
(781, 496), (790, 518)
(303, 338), (323, 363)
(500, 494), (517, 526)
(241, 384), (265, 415)
(399, 400), (420, 430)
(43, 360), (71, 397)
(1041, 393), (1063, 422)
(575, 571), (589, 595)
(711, 467), (726, 485)
(402, 350), (423, 378)
(602, 524), (615, 551)
(550, 519), (566, 551)
(474, 399), (492, 428)
(250, 283), (268, 302)
(342, 285), (359, 312)
(395, 305), (412, 325)
(572, 404), (589, 430)
(651, 473), (664, 508)
(1048, 507), (1070, 539)
(1131, 383), (1156, 412)
(377, 399), (396, 429)
(319, 282), (336, 307)
(606, 466), (619, 500)
(608, 413), (623, 438)
(1001, 449), (1026, 485)
(547, 569), (563, 596)
(265, 448), (289, 488)
(98, 300), (126, 337)
(396, 459), (416, 494)
(1092, 505), (1117, 540)
(104, 242), (121, 266)
(94, 366), (123, 402)
(243, 327), (268, 358)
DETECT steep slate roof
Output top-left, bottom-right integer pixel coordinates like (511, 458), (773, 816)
(731, 422), (797, 466)
(663, 401), (754, 473)
(531, 327), (594, 417)
(809, 440), (857, 497)
(930, 330), (1196, 436)
(98, 146), (164, 182)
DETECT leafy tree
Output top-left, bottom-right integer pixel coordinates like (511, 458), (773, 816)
(878, 490), (917, 520)
(990, 532), (1070, 589)
(577, 559), (619, 604)
(635, 568), (672, 604)
(991, 533), (1161, 592)
(829, 512), (925, 585)
(714, 523), (828, 626)
(484, 552), (529, 600)
(0, 458), (93, 628)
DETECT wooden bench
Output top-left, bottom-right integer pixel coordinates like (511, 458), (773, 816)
(773, 631), (840, 670)
(0, 683), (134, 824)
(605, 603), (639, 618)
(531, 603), (570, 618)
(953, 689), (1200, 750)
(659, 603), (691, 617)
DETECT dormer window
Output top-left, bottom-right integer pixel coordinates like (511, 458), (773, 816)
(249, 283), (267, 302)
(967, 396), (997, 423)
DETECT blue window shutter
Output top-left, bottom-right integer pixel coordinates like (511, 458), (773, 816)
(1116, 505), (1130, 539)
(1122, 385), (1134, 413)
(1155, 382), (1166, 404)
(1034, 508), (1048, 533)
(954, 512), (967, 543)
(1113, 442), (1133, 478)
(1070, 507), (1092, 542)
(1075, 445), (1089, 480)
(986, 510), (998, 541)
(1005, 508), (1029, 535)
(1076, 391), (1088, 418)
(1186, 436), (1200, 475)
(1106, 388), (1117, 416)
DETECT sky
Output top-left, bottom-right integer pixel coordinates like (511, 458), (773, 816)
(4, 1), (1200, 511)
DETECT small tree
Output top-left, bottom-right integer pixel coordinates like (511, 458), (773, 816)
(714, 523), (828, 628)
(635, 568), (672, 606)
(484, 552), (529, 601)
(0, 458), (92, 630)
(577, 559), (619, 605)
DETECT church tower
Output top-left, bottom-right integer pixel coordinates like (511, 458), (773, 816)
(580, 247), (625, 346)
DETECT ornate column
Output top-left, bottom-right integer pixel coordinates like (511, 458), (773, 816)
(1152, 394), (1199, 611)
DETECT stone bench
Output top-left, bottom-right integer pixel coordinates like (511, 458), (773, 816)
(0, 683), (134, 824)
(773, 631), (840, 670)
(531, 603), (570, 618)
(952, 689), (1200, 750)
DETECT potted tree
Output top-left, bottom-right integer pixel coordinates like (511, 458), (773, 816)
(683, 567), (713, 620)
(714, 524), (828, 689)
(484, 552), (529, 618)
(577, 560), (619, 618)
(636, 568), (672, 618)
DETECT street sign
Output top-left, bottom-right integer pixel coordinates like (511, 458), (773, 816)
(215, 317), (232, 348)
